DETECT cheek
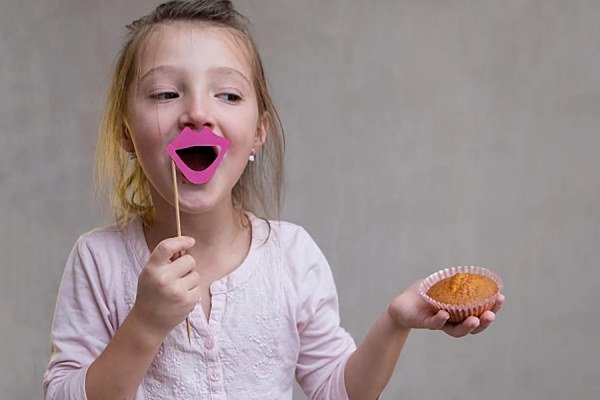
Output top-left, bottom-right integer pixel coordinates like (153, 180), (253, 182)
(222, 130), (255, 174)
(228, 128), (255, 157)
(128, 102), (175, 143)
(129, 118), (171, 154)
(227, 108), (259, 147)
(130, 123), (165, 152)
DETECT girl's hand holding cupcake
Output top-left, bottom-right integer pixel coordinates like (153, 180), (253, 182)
(387, 267), (505, 338)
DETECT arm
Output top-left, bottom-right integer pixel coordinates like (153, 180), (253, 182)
(294, 229), (357, 400)
(84, 311), (163, 400)
(343, 310), (410, 400)
(43, 237), (115, 400)
(344, 281), (505, 400)
(294, 228), (504, 400)
(44, 235), (198, 400)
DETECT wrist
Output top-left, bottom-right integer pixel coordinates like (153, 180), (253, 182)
(125, 307), (167, 351)
(386, 297), (412, 332)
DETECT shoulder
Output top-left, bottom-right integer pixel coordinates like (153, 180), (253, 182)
(252, 216), (330, 281)
(77, 222), (126, 247)
(72, 222), (131, 259)
(67, 219), (141, 280)
(252, 216), (321, 257)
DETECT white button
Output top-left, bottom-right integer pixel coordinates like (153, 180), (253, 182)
(204, 337), (215, 349)
(210, 372), (220, 382)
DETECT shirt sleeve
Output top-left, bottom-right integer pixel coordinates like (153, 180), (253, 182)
(43, 236), (115, 400)
(295, 229), (356, 400)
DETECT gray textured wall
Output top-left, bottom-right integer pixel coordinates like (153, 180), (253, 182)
(1, 0), (599, 399)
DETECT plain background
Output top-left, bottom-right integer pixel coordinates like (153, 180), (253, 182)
(1, 0), (599, 399)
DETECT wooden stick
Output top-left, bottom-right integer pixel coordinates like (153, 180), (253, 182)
(172, 160), (192, 345)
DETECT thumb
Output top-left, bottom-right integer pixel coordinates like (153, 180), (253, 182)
(422, 310), (450, 330)
(149, 236), (195, 266)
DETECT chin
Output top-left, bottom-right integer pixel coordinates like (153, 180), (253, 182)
(176, 188), (229, 215)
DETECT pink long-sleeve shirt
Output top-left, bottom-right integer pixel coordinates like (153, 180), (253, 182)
(43, 215), (356, 400)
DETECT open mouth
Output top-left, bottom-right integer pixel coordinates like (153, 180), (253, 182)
(167, 127), (231, 185)
(175, 146), (219, 172)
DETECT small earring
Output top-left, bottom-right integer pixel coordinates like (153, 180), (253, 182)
(249, 148), (255, 162)
(129, 152), (137, 160)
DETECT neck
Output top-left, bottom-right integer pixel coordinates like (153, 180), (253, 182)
(144, 190), (249, 264)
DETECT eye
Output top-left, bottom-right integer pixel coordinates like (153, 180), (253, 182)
(217, 93), (242, 103)
(152, 92), (179, 101)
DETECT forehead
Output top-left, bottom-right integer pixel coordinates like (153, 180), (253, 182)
(135, 22), (253, 80)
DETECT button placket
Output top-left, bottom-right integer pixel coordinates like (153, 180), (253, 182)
(204, 337), (215, 349)
(209, 371), (220, 382)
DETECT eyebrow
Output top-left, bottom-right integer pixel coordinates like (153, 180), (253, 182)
(139, 65), (251, 87)
(140, 65), (182, 82)
(207, 66), (252, 87)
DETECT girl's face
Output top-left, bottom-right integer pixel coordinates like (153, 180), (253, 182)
(125, 23), (265, 215)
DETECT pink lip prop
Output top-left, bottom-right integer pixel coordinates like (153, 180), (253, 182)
(167, 127), (230, 184)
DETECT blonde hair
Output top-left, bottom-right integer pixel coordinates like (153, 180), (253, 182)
(96, 0), (284, 226)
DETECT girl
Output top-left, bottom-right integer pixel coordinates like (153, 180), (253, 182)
(43, 1), (504, 399)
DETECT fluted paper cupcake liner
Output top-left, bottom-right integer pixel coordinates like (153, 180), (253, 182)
(418, 266), (504, 323)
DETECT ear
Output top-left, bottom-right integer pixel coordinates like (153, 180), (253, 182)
(120, 123), (135, 153)
(253, 112), (269, 152)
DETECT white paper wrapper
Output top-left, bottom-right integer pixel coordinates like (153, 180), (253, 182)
(418, 266), (504, 323)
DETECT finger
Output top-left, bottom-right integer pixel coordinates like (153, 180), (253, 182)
(442, 316), (480, 337)
(470, 311), (495, 335)
(491, 294), (505, 314)
(166, 254), (197, 279)
(186, 286), (203, 308)
(171, 249), (186, 262)
(179, 269), (201, 291)
(423, 310), (450, 330)
(149, 254), (196, 290)
(408, 279), (424, 291)
(149, 237), (195, 266)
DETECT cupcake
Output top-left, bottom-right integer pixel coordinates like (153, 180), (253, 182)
(418, 266), (503, 323)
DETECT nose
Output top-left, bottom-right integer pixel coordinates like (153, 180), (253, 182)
(178, 94), (216, 131)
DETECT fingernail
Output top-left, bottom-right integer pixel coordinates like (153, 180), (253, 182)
(187, 237), (195, 245)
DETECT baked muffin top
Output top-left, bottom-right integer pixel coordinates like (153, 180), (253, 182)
(426, 273), (498, 305)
